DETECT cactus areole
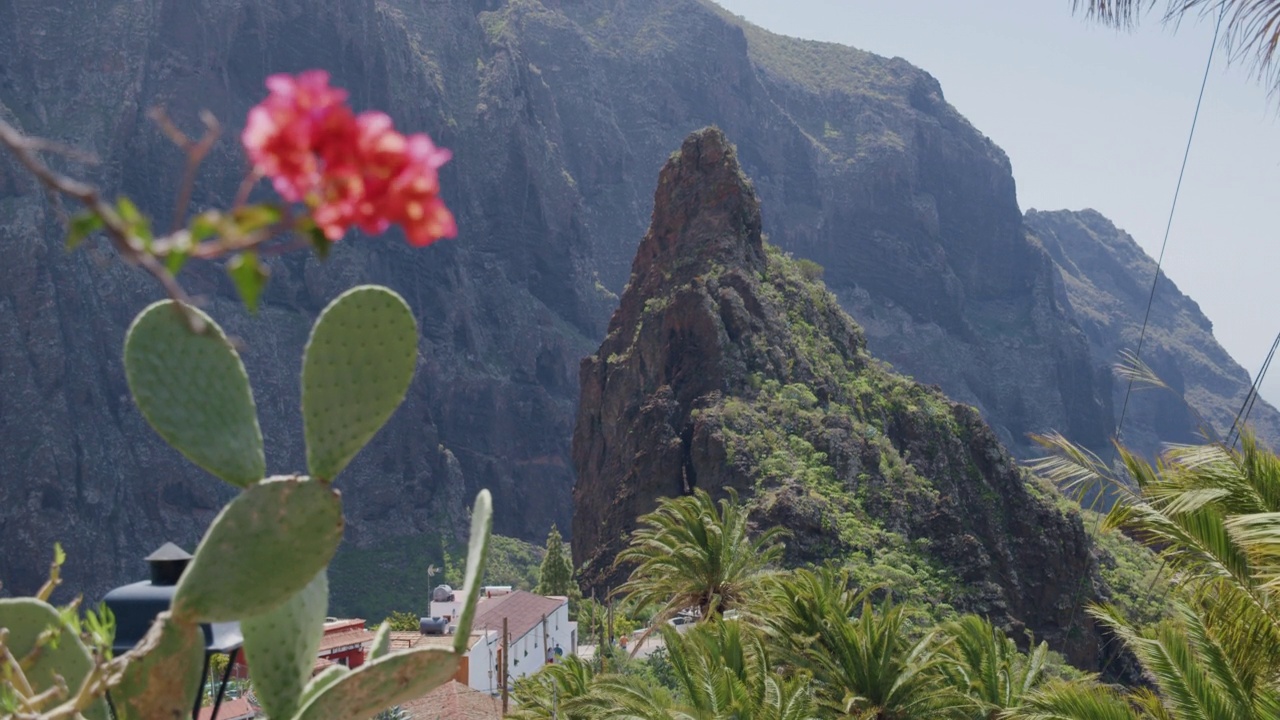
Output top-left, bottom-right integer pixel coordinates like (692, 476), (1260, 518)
(103, 542), (244, 655)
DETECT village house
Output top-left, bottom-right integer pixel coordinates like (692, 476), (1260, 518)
(425, 587), (578, 696)
(230, 616), (375, 679)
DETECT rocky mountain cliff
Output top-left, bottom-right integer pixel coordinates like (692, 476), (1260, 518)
(0, 0), (1267, 615)
(573, 127), (1114, 669)
(1027, 209), (1280, 456)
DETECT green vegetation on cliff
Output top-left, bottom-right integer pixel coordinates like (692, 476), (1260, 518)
(572, 128), (1141, 673)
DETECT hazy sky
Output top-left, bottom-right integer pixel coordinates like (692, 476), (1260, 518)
(716, 0), (1280, 401)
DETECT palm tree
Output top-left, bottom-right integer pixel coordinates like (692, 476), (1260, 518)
(579, 621), (818, 720)
(1073, 1), (1280, 93)
(936, 615), (1053, 719)
(612, 488), (785, 633)
(760, 568), (963, 719)
(510, 656), (599, 720)
(1029, 428), (1280, 718)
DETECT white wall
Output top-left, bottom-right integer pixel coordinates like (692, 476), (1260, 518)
(463, 602), (578, 695)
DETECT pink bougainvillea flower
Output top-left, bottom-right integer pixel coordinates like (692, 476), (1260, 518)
(242, 71), (455, 246)
(242, 70), (351, 202)
(384, 134), (456, 247)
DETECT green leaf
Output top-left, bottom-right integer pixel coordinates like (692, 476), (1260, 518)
(172, 476), (343, 623)
(454, 489), (493, 652)
(294, 649), (460, 720)
(302, 286), (418, 482)
(190, 211), (223, 242)
(112, 612), (204, 720)
(117, 196), (152, 245)
(66, 211), (103, 249)
(232, 204), (283, 234)
(242, 571), (328, 720)
(124, 300), (265, 487)
(228, 251), (269, 313)
(307, 223), (332, 259)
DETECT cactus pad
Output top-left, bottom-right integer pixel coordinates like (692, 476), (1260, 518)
(298, 664), (348, 711)
(369, 620), (392, 661)
(302, 286), (417, 482)
(172, 476), (343, 623)
(111, 611), (203, 720)
(242, 570), (328, 720)
(0, 598), (107, 720)
(453, 489), (493, 653)
(124, 300), (264, 487)
(294, 649), (460, 720)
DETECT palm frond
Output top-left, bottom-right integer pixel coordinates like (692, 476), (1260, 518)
(1013, 678), (1142, 720)
(1074, 0), (1280, 96)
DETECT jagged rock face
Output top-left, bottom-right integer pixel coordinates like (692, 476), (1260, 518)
(0, 0), (1260, 617)
(573, 128), (1110, 669)
(1027, 209), (1280, 456)
(0, 0), (607, 609)
(488, 0), (1116, 458)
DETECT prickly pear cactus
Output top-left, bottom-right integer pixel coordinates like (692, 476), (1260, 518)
(242, 570), (329, 720)
(453, 490), (494, 651)
(369, 620), (392, 661)
(97, 285), (493, 720)
(294, 648), (461, 720)
(112, 611), (204, 720)
(172, 476), (343, 624)
(0, 599), (108, 720)
(124, 300), (265, 487)
(302, 286), (417, 482)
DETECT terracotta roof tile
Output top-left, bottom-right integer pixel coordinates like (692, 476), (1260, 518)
(401, 680), (501, 720)
(317, 628), (374, 653)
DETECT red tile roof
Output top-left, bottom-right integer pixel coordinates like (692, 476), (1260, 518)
(195, 697), (256, 720)
(401, 680), (501, 720)
(471, 590), (566, 642)
(317, 628), (374, 654)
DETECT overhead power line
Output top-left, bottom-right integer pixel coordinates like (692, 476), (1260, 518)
(1116, 5), (1227, 438)
(1229, 329), (1280, 447)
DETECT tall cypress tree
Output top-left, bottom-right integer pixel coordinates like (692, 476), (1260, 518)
(535, 524), (575, 597)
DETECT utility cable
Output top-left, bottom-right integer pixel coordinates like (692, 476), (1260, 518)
(1066, 7), (1226, 664)
(1229, 329), (1280, 447)
(1116, 5), (1226, 438)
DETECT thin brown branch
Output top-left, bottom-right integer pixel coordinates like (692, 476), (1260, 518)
(0, 117), (206, 333)
(149, 107), (221, 235)
(233, 168), (261, 210)
(31, 658), (125, 720)
(1, 632), (35, 698)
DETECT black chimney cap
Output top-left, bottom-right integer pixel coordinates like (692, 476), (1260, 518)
(104, 543), (242, 655)
(145, 542), (193, 563)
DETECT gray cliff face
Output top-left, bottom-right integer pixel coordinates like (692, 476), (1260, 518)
(0, 0), (607, 609)
(483, 1), (1116, 457)
(1027, 209), (1280, 456)
(0, 0), (1263, 616)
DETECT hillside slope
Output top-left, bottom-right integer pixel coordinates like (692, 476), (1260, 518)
(0, 0), (1265, 613)
(573, 128), (1115, 670)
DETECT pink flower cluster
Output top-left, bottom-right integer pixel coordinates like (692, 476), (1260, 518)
(242, 70), (456, 246)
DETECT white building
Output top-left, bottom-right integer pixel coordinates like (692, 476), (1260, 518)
(419, 588), (577, 696)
